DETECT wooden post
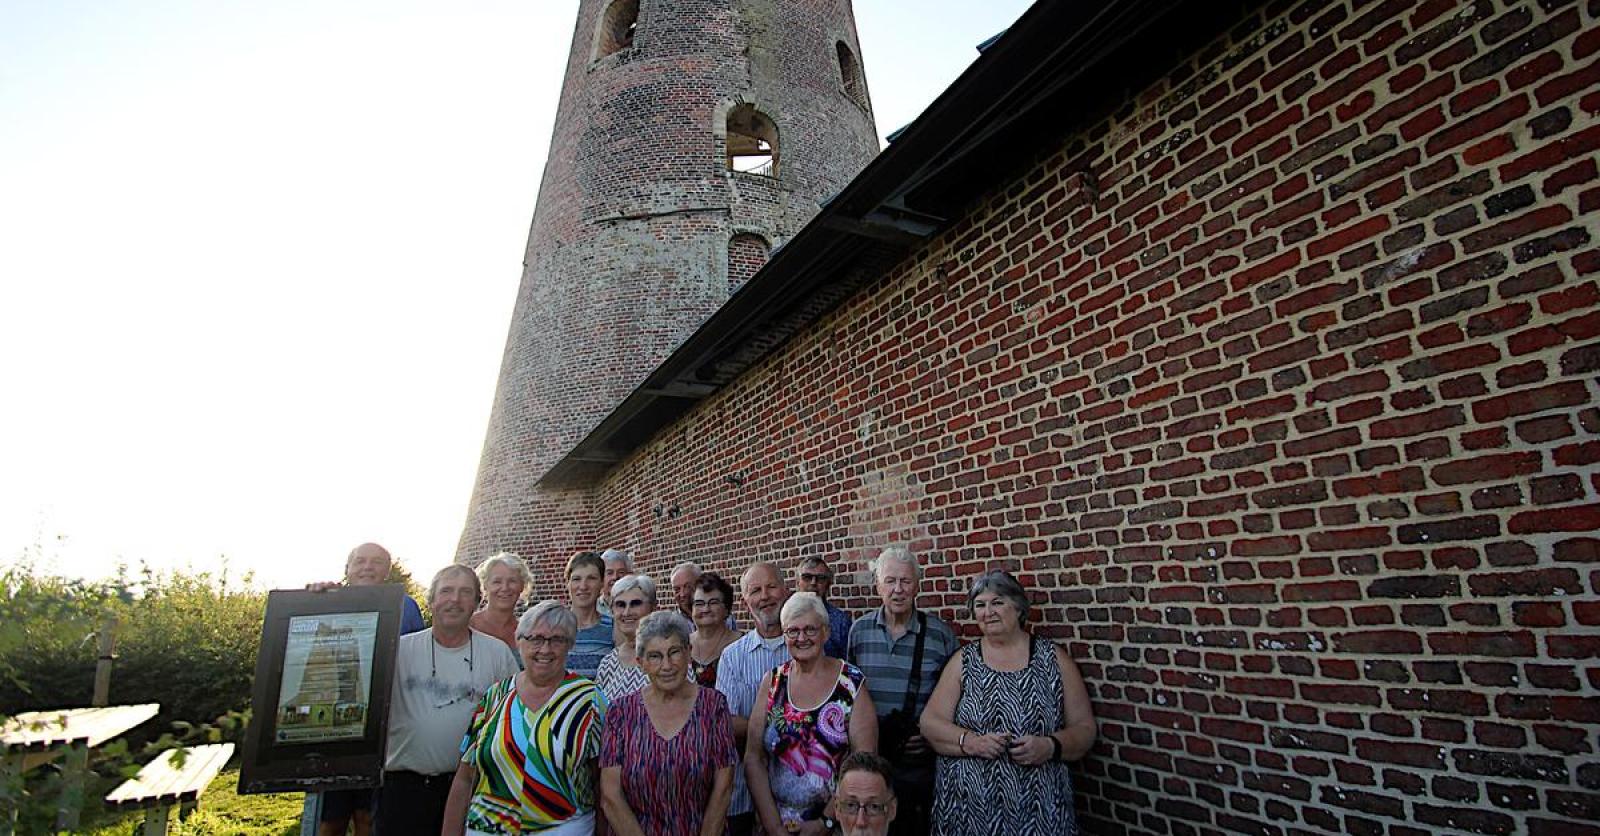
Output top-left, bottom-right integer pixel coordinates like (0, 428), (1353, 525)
(92, 614), (118, 707)
(0, 752), (20, 835)
(140, 805), (171, 836)
(54, 742), (87, 831)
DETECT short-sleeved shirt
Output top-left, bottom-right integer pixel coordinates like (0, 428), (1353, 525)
(599, 687), (738, 835)
(386, 629), (520, 775)
(568, 613), (614, 679)
(459, 673), (606, 834)
(847, 608), (959, 720)
(715, 630), (790, 817)
(823, 602), (852, 659)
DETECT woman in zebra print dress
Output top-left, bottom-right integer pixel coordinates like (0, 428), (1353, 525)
(920, 570), (1097, 835)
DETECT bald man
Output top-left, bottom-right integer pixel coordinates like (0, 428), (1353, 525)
(314, 542), (425, 836)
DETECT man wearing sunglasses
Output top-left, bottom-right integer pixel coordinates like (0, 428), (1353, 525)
(794, 556), (852, 658)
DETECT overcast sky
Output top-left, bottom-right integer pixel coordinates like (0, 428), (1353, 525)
(0, 0), (1033, 590)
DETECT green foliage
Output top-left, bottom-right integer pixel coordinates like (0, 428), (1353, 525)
(386, 559), (431, 624)
(0, 562), (263, 737)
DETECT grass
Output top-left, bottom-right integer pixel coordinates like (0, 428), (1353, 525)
(77, 769), (303, 836)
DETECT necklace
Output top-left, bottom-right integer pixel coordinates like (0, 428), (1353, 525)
(431, 632), (475, 678)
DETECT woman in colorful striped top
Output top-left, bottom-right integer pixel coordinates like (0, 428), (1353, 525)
(443, 600), (608, 836)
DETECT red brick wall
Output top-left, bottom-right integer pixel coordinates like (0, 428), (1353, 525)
(582, 0), (1600, 832)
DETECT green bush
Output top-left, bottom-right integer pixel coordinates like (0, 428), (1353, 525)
(0, 563), (264, 737)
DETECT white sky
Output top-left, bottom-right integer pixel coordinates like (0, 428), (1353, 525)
(0, 0), (1033, 590)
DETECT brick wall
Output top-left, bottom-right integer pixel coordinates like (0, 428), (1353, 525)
(580, 0), (1600, 832)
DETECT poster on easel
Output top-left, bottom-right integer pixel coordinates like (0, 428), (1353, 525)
(238, 585), (403, 794)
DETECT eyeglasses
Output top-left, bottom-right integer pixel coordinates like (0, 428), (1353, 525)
(799, 572), (832, 584)
(517, 634), (570, 648)
(692, 599), (726, 610)
(837, 800), (890, 818)
(783, 625), (821, 640)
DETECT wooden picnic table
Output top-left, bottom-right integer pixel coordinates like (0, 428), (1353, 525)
(0, 703), (160, 833)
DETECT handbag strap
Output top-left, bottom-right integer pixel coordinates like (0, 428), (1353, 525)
(900, 611), (928, 715)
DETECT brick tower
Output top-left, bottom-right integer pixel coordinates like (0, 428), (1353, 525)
(457, 0), (880, 577)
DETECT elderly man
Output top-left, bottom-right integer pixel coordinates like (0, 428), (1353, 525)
(315, 542), (425, 836)
(828, 752), (899, 836)
(598, 548), (632, 615)
(373, 565), (519, 836)
(670, 560), (702, 618)
(794, 556), (851, 659)
(715, 561), (791, 836)
(845, 548), (957, 836)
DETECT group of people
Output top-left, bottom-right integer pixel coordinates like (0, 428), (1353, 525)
(315, 543), (1097, 836)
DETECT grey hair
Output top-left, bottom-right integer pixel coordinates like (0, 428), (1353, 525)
(967, 569), (1030, 623)
(871, 547), (921, 581)
(670, 561), (703, 579)
(429, 564), (482, 604)
(600, 548), (634, 571)
(476, 552), (532, 591)
(518, 600), (578, 640)
(634, 610), (693, 656)
(611, 573), (658, 605)
(780, 591), (830, 629)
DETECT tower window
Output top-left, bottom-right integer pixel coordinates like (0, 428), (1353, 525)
(837, 42), (865, 107)
(595, 0), (639, 60)
(728, 233), (770, 291)
(726, 104), (779, 177)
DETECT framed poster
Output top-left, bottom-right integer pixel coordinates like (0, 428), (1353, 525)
(238, 584), (404, 794)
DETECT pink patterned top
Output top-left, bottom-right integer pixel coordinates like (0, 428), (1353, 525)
(598, 686), (737, 836)
(760, 660), (866, 829)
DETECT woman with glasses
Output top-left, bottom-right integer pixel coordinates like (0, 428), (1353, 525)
(443, 600), (608, 836)
(599, 611), (736, 836)
(746, 592), (877, 835)
(688, 572), (740, 687)
(594, 574), (656, 700)
(919, 570), (1097, 836)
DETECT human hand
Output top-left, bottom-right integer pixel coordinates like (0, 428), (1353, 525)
(797, 820), (828, 836)
(903, 733), (929, 755)
(963, 732), (1009, 760)
(304, 581), (343, 592)
(1007, 734), (1053, 767)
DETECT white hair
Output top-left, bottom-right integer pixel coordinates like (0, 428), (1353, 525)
(871, 547), (921, 581)
(600, 548), (633, 571)
(477, 552), (533, 590)
(671, 561), (703, 579)
(518, 600), (577, 639)
(780, 591), (830, 629)
(634, 610), (693, 656)
(611, 573), (657, 605)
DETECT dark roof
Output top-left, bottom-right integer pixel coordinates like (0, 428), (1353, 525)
(541, 0), (1248, 486)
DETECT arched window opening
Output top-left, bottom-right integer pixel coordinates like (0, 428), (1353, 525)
(837, 42), (865, 107)
(728, 233), (770, 291)
(726, 104), (779, 177)
(595, 0), (639, 60)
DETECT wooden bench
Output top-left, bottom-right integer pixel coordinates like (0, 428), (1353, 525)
(104, 743), (234, 835)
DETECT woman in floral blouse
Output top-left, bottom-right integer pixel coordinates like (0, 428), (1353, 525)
(746, 592), (878, 834)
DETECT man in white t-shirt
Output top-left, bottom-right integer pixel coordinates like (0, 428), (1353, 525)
(372, 564), (519, 836)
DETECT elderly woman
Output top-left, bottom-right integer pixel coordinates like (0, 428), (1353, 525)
(920, 570), (1097, 836)
(688, 572), (740, 687)
(443, 600), (607, 836)
(594, 574), (656, 700)
(600, 611), (736, 836)
(565, 551), (614, 679)
(747, 592), (877, 835)
(469, 552), (531, 654)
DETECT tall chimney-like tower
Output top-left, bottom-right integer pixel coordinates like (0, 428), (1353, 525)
(457, 0), (879, 571)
